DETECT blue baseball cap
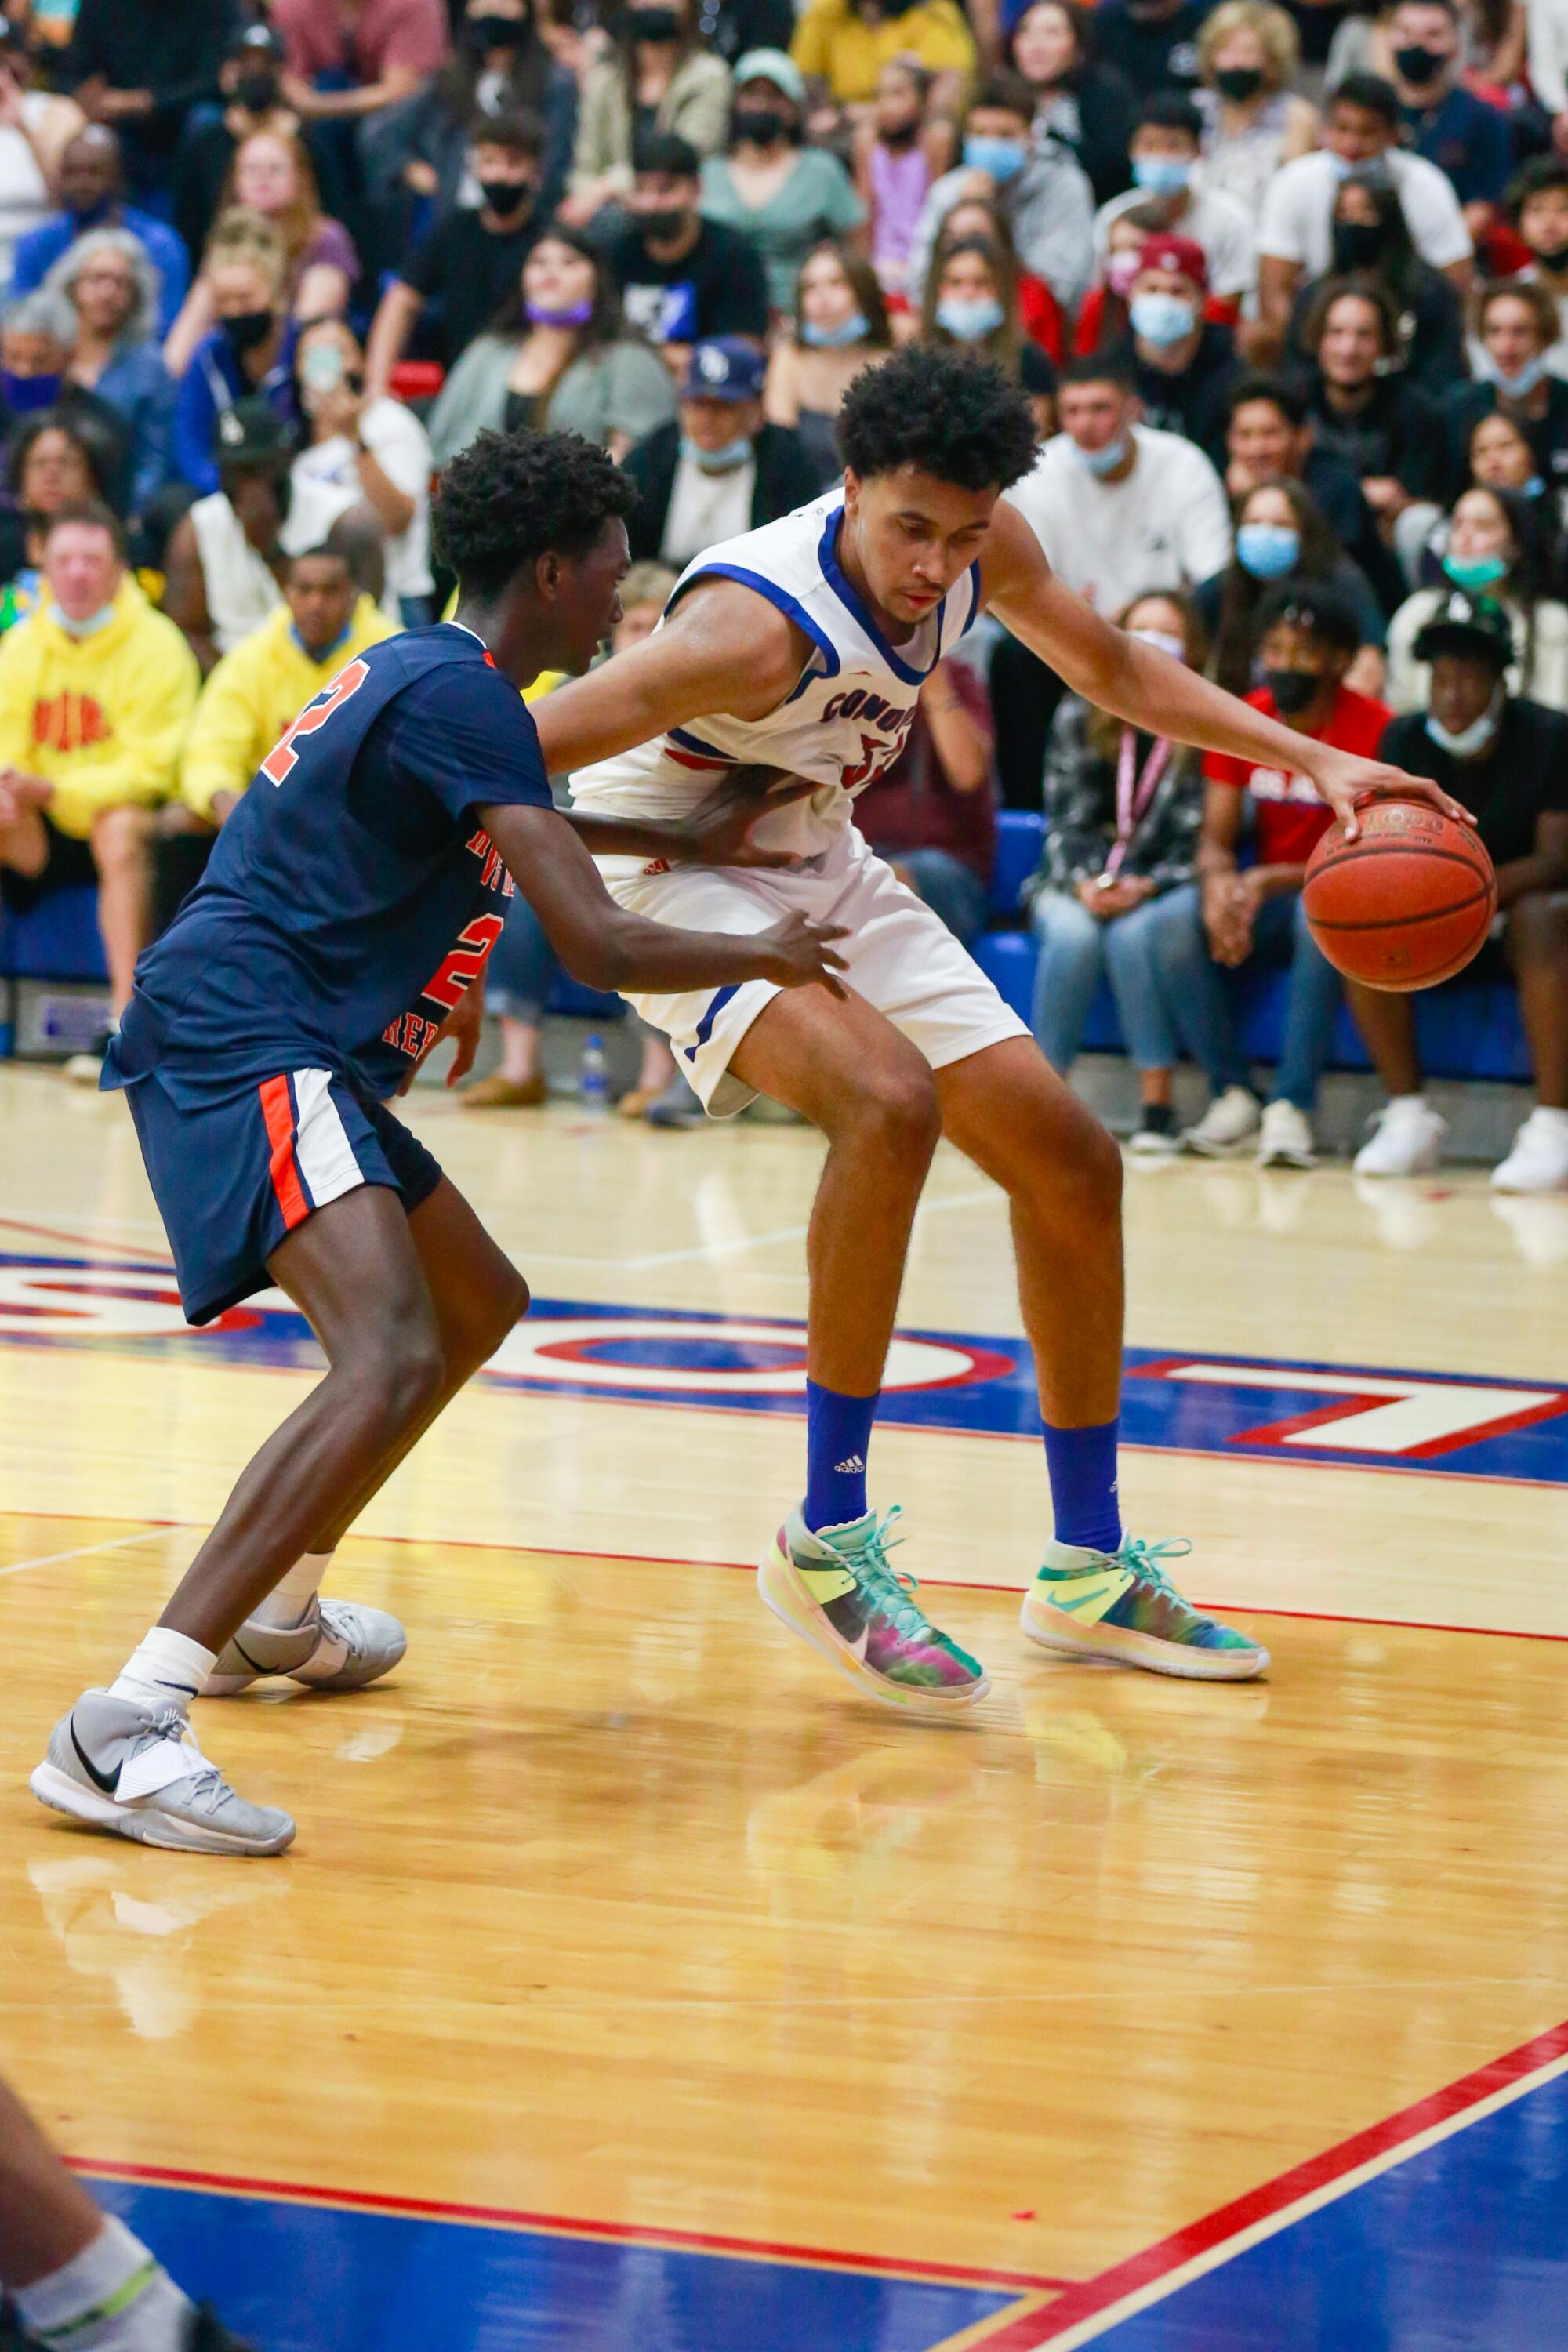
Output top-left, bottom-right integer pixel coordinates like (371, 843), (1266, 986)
(682, 337), (765, 402)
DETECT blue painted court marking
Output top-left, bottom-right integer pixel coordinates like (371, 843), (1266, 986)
(83, 2176), (1021, 2352)
(4, 1253), (1566, 1489)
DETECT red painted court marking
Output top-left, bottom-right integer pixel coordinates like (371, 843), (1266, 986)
(959, 2015), (1568, 2350)
(63, 2156), (1069, 2294)
(0, 1215), (169, 1262)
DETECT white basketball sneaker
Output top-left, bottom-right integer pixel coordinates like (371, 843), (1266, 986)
(1353, 1095), (1446, 1178)
(30, 1691), (295, 1857)
(206, 1599), (407, 1697)
(1182, 1085), (1261, 1156)
(1257, 1099), (1316, 1169)
(1492, 1107), (1568, 1194)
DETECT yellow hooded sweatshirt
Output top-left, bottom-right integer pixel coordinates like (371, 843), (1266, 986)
(180, 595), (397, 823)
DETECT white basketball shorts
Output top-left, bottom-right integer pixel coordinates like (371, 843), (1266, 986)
(602, 827), (1029, 1116)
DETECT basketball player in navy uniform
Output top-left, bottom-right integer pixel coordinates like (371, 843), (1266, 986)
(30, 430), (845, 1857)
(533, 347), (1469, 1714)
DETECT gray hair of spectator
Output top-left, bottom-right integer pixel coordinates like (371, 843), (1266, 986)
(1472, 273), (1560, 348)
(42, 229), (158, 347)
(2, 288), (77, 352)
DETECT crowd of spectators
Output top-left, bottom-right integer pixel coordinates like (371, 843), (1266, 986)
(0, 0), (1563, 1185)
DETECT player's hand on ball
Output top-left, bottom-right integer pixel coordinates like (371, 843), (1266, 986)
(759, 915), (850, 997)
(1308, 749), (1475, 844)
(681, 768), (819, 869)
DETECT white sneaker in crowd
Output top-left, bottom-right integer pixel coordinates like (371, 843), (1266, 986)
(1352, 1095), (1447, 1178)
(1182, 1085), (1261, 1156)
(1492, 1106), (1568, 1194)
(1257, 1099), (1316, 1169)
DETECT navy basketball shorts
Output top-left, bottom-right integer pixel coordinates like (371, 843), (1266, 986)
(124, 1066), (444, 1327)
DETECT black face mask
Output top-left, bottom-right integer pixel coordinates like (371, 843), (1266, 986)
(630, 5), (682, 38)
(222, 308), (276, 355)
(234, 71), (281, 113)
(467, 12), (527, 47)
(1263, 666), (1323, 716)
(732, 103), (793, 146)
(1333, 220), (1384, 271)
(1393, 42), (1446, 84)
(1213, 64), (1264, 101)
(1534, 237), (1568, 273)
(640, 204), (689, 241)
(878, 116), (920, 147)
(478, 176), (534, 216)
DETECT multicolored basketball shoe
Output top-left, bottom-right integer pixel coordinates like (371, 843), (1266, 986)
(758, 1504), (989, 1716)
(1019, 1537), (1269, 1682)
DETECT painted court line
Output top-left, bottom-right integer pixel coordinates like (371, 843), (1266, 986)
(0, 1526), (172, 1579)
(65, 2158), (1069, 2296)
(960, 2016), (1568, 2350)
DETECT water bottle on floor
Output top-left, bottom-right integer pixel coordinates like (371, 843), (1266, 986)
(579, 1033), (611, 1112)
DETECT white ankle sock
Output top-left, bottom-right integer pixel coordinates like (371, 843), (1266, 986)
(108, 1627), (216, 1708)
(251, 1551), (331, 1632)
(12, 2216), (192, 2350)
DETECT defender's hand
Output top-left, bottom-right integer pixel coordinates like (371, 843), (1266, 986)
(679, 767), (819, 869)
(397, 980), (486, 1093)
(1306, 748), (1475, 844)
(755, 915), (850, 998)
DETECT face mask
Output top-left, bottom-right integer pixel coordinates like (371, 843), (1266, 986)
(467, 12), (527, 46)
(1130, 625), (1186, 659)
(300, 339), (348, 393)
(1264, 666), (1322, 716)
(630, 5), (682, 36)
(1486, 352), (1546, 398)
(525, 296), (593, 328)
(879, 118), (920, 148)
(1534, 238), (1568, 273)
(936, 294), (1005, 341)
(1326, 151), (1358, 183)
(732, 104), (792, 145)
(1425, 688), (1503, 757)
(1072, 431), (1131, 476)
(801, 309), (870, 347)
(1523, 473), (1546, 496)
(639, 204), (688, 241)
(479, 176), (534, 216)
(1129, 289), (1196, 345)
(963, 134), (1026, 183)
(1444, 549), (1509, 591)
(234, 71), (281, 112)
(2, 371), (61, 414)
(222, 308), (275, 354)
(681, 427), (753, 474)
(1131, 155), (1192, 198)
(1393, 42), (1445, 84)
(1213, 64), (1264, 101)
(1332, 220), (1384, 271)
(47, 599), (117, 640)
(1106, 250), (1143, 299)
(1236, 520), (1301, 578)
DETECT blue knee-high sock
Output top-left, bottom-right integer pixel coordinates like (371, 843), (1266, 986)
(1043, 1418), (1123, 1554)
(804, 1380), (878, 1531)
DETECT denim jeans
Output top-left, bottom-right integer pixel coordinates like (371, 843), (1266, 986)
(485, 891), (557, 1024)
(894, 848), (989, 946)
(1146, 884), (1343, 1110)
(1031, 887), (1225, 1076)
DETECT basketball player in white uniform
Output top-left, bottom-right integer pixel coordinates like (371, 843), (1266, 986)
(536, 347), (1467, 1713)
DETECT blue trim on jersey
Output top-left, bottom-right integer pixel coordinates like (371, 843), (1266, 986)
(683, 982), (741, 1063)
(815, 506), (939, 689)
(671, 562), (841, 702)
(669, 724), (733, 761)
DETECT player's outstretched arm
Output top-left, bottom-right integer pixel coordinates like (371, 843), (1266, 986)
(564, 768), (818, 870)
(478, 800), (848, 999)
(982, 503), (1474, 844)
(533, 579), (808, 779)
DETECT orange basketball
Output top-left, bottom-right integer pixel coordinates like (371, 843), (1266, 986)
(1302, 800), (1497, 992)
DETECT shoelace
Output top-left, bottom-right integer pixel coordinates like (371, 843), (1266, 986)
(139, 1706), (227, 1807)
(1114, 1536), (1193, 1599)
(836, 1508), (938, 1639)
(317, 1600), (365, 1658)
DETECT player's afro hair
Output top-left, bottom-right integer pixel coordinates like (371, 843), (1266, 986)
(432, 426), (639, 598)
(838, 347), (1037, 496)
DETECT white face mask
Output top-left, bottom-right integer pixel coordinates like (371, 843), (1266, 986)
(1425, 684), (1504, 757)
(1129, 624), (1186, 659)
(48, 598), (117, 639)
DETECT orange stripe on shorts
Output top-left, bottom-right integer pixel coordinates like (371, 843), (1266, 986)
(258, 1075), (309, 1229)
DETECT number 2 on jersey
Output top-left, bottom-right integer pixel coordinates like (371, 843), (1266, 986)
(261, 659), (372, 786)
(422, 915), (506, 1012)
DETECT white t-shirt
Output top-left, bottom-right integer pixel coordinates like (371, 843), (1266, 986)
(659, 448), (756, 570)
(1004, 423), (1235, 615)
(282, 395), (434, 604)
(0, 94), (60, 282)
(1257, 149), (1472, 277)
(1094, 177), (1256, 300)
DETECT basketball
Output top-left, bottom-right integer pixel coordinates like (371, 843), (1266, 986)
(1302, 800), (1497, 991)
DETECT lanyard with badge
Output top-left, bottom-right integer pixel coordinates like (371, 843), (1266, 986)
(1098, 725), (1171, 886)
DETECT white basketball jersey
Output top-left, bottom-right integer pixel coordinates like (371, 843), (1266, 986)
(571, 489), (984, 865)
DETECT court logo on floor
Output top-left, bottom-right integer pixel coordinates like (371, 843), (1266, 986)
(4, 1253), (1566, 1486)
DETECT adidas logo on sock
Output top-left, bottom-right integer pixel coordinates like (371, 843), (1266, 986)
(834, 1454), (865, 1475)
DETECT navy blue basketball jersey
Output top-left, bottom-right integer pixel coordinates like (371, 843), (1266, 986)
(107, 626), (553, 1105)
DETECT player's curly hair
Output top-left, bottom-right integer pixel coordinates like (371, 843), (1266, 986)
(432, 427), (639, 597)
(838, 347), (1037, 495)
